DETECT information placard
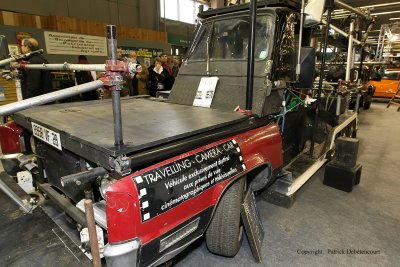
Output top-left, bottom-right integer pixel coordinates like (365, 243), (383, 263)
(132, 140), (245, 222)
(44, 31), (107, 56)
(192, 77), (219, 108)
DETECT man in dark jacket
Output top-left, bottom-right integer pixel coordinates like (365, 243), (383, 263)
(20, 38), (53, 99)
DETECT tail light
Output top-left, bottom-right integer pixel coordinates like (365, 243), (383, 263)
(0, 121), (29, 154)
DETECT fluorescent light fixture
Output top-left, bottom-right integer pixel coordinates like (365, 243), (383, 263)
(361, 2), (400, 9)
(389, 17), (400, 21)
(372, 10), (400, 16)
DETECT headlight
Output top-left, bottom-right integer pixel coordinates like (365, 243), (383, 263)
(99, 177), (117, 199)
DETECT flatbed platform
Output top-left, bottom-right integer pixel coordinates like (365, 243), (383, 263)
(13, 97), (250, 167)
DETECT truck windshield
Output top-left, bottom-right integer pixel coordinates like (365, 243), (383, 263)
(188, 14), (274, 61)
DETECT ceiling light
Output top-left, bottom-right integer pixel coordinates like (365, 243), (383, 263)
(371, 10), (400, 16)
(361, 2), (400, 9)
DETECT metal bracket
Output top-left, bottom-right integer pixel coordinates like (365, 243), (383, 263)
(109, 155), (131, 176)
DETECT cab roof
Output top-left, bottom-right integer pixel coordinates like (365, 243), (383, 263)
(198, 0), (300, 19)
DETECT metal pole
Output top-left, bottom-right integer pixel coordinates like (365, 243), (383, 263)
(321, 20), (361, 45)
(336, 95), (341, 116)
(345, 21), (355, 82)
(358, 45), (365, 85)
(0, 57), (17, 67)
(296, 0), (306, 81)
(206, 34), (211, 77)
(245, 0), (256, 113)
(335, 0), (367, 19)
(0, 49), (43, 67)
(107, 25), (124, 146)
(84, 198), (102, 267)
(19, 63), (107, 72)
(0, 80), (103, 116)
(310, 1), (334, 158)
(0, 178), (32, 213)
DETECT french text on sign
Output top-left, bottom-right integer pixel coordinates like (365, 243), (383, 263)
(133, 139), (245, 222)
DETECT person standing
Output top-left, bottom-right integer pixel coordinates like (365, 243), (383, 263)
(117, 47), (123, 61)
(148, 57), (170, 97)
(127, 50), (149, 95)
(172, 57), (180, 78)
(75, 55), (98, 101)
(117, 46), (130, 97)
(20, 38), (53, 99)
(159, 53), (173, 76)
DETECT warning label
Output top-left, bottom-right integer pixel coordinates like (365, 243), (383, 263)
(132, 140), (245, 222)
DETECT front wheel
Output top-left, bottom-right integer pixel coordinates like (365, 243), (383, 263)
(206, 177), (245, 257)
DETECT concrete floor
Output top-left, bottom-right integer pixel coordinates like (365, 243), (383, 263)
(173, 102), (400, 267)
(0, 102), (399, 266)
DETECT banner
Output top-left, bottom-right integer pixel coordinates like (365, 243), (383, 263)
(44, 31), (107, 56)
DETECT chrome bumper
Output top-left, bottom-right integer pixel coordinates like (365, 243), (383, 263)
(104, 239), (141, 267)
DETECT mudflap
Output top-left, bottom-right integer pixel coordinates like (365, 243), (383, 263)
(241, 189), (264, 262)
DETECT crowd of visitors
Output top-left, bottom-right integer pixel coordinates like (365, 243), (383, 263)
(18, 38), (181, 101)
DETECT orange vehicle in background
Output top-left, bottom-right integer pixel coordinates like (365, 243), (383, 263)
(369, 68), (400, 98)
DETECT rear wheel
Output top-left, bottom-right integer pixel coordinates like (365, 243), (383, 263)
(206, 177), (245, 257)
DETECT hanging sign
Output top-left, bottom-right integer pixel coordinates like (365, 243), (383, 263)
(44, 31), (107, 56)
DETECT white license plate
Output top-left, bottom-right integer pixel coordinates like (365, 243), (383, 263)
(31, 122), (62, 150)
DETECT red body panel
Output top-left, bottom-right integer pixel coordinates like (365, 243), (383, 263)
(0, 121), (23, 154)
(106, 124), (283, 244)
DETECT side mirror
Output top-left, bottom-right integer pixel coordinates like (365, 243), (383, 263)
(298, 47), (316, 89)
(304, 0), (326, 28)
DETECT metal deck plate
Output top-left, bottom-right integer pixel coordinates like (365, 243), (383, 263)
(14, 97), (248, 158)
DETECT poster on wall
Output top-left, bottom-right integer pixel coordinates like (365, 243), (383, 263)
(16, 32), (32, 46)
(120, 46), (164, 58)
(8, 45), (20, 56)
(44, 31), (107, 56)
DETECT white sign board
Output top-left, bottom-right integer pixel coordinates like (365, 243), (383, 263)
(44, 31), (107, 56)
(31, 122), (62, 151)
(192, 77), (219, 108)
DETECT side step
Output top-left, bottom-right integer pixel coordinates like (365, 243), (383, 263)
(262, 113), (358, 208)
(262, 154), (326, 208)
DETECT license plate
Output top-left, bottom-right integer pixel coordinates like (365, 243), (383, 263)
(31, 122), (62, 150)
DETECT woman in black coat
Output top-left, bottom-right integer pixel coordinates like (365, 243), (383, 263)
(148, 57), (173, 97)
